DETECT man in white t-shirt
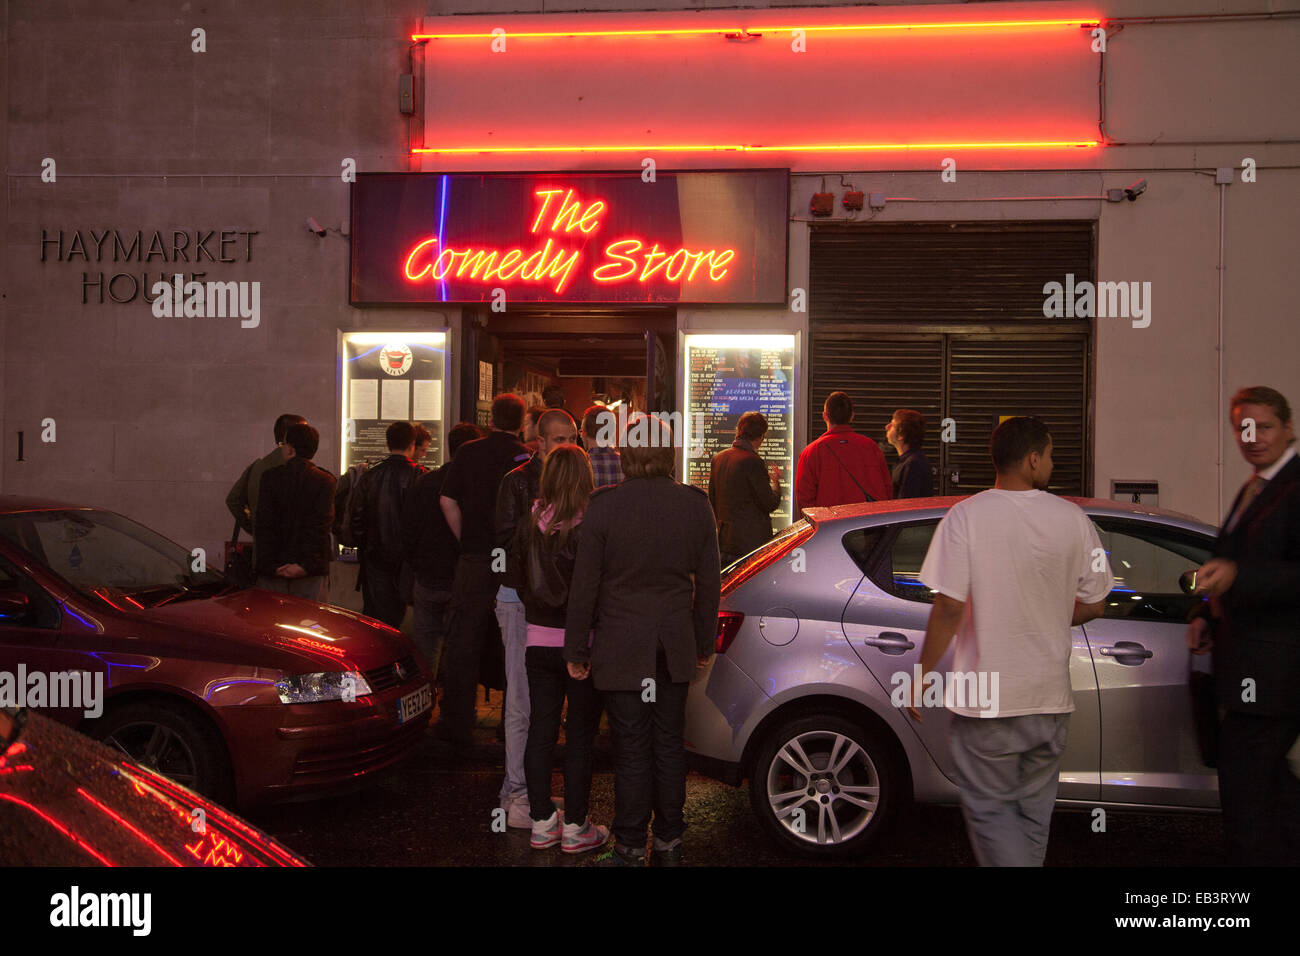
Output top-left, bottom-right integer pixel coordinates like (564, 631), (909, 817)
(911, 416), (1113, 866)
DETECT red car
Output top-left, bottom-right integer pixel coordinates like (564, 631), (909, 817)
(0, 497), (433, 809)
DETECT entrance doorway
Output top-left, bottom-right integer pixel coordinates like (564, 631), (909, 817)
(461, 309), (677, 430)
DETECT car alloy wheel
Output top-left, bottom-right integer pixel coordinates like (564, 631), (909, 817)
(92, 701), (233, 804)
(750, 714), (898, 858)
(103, 721), (200, 789)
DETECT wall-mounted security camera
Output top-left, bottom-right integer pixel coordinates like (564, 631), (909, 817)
(1124, 178), (1148, 202)
(306, 217), (327, 237)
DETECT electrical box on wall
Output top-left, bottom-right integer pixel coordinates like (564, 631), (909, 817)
(810, 193), (834, 216)
(1112, 480), (1159, 507)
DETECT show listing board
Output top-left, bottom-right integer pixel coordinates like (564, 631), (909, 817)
(682, 334), (796, 531)
(341, 332), (447, 472)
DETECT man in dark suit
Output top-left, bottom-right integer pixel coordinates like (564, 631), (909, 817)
(564, 413), (721, 866)
(254, 423), (336, 603)
(708, 411), (781, 567)
(1188, 385), (1300, 865)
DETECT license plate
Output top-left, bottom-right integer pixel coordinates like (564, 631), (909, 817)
(397, 684), (432, 724)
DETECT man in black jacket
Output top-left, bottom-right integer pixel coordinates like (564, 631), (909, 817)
(886, 408), (936, 498)
(1188, 385), (1300, 864)
(349, 421), (426, 628)
(402, 422), (482, 683)
(227, 412), (306, 567)
(492, 408), (579, 825)
(437, 395), (530, 755)
(254, 423), (335, 603)
(708, 411), (781, 567)
(564, 414), (721, 865)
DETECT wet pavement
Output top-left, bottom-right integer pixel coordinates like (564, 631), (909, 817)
(248, 689), (1226, 867)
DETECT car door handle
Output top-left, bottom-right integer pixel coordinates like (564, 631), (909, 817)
(862, 632), (915, 655)
(1098, 641), (1154, 664)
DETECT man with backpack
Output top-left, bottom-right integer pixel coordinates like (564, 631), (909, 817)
(348, 421), (426, 628)
(795, 391), (893, 514)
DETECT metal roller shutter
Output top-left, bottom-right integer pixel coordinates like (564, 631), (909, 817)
(807, 333), (944, 481)
(946, 335), (1090, 495)
(809, 221), (1094, 496)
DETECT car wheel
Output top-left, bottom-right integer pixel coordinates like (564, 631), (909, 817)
(749, 714), (899, 859)
(93, 702), (233, 804)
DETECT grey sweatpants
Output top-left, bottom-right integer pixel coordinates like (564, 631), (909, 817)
(948, 712), (1070, 867)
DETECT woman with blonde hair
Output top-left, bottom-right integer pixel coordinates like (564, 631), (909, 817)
(513, 442), (609, 853)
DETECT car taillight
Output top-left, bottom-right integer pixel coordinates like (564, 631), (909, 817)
(716, 612), (745, 654)
(721, 520), (816, 596)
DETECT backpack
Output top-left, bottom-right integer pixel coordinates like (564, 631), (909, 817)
(333, 460), (370, 549)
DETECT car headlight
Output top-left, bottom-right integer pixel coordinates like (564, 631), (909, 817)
(275, 671), (373, 704)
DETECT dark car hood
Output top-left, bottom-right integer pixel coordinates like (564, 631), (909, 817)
(0, 709), (308, 866)
(95, 587), (413, 674)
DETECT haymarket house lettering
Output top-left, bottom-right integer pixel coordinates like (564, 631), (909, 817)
(39, 228), (258, 304)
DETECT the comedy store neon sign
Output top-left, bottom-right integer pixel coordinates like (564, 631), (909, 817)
(402, 188), (736, 296)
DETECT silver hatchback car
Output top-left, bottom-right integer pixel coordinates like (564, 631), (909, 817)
(685, 496), (1220, 859)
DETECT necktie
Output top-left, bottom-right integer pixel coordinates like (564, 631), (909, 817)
(1225, 475), (1266, 533)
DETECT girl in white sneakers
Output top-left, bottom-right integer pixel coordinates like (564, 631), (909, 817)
(511, 444), (609, 853)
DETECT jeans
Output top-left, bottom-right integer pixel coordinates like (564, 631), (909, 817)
(947, 712), (1070, 867)
(495, 598), (529, 803)
(438, 554), (498, 745)
(256, 574), (326, 602)
(1218, 712), (1300, 865)
(525, 645), (602, 824)
(411, 580), (452, 683)
(361, 559), (405, 629)
(601, 648), (689, 848)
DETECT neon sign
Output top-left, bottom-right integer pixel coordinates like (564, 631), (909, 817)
(351, 171), (787, 305)
(401, 188), (737, 295)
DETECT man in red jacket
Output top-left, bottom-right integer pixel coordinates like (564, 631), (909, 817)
(795, 391), (893, 514)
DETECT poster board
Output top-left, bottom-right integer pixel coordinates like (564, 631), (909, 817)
(680, 332), (798, 533)
(339, 331), (449, 473)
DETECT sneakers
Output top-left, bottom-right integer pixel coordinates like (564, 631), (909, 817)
(593, 843), (646, 867)
(502, 793), (532, 830)
(562, 818), (609, 855)
(530, 805), (563, 850)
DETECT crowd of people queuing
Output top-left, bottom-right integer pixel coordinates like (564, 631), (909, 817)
(222, 388), (922, 864)
(224, 382), (1297, 867)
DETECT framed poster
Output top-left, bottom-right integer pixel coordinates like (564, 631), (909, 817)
(339, 331), (449, 473)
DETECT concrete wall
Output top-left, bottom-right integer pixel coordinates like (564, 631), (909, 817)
(2, 0), (1297, 572)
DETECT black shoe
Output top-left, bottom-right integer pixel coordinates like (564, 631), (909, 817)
(592, 843), (647, 867)
(650, 838), (684, 867)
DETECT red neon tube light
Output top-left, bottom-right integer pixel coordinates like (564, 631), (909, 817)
(411, 19), (1100, 40)
(413, 140), (1100, 155)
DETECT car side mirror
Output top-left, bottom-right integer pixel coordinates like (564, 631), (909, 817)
(0, 588), (29, 621)
(1178, 569), (1198, 595)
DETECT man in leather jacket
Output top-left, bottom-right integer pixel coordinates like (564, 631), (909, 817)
(348, 421), (426, 627)
(492, 408), (579, 825)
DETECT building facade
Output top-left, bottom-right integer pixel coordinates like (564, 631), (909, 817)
(2, 0), (1297, 568)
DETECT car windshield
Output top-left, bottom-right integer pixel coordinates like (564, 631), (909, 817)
(0, 510), (232, 609)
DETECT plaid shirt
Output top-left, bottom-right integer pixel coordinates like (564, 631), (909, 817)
(587, 444), (624, 488)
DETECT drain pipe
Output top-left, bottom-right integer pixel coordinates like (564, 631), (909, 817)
(1216, 170), (1230, 517)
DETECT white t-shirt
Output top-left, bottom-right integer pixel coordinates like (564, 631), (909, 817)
(918, 489), (1114, 718)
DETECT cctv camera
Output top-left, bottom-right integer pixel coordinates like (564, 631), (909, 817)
(1124, 178), (1148, 202)
(306, 217), (327, 237)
